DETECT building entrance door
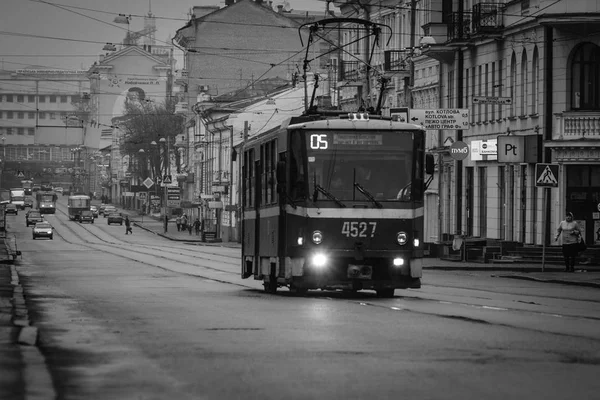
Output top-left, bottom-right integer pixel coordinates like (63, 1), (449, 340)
(565, 165), (600, 245)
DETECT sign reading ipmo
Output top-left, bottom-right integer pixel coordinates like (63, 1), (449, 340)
(450, 141), (469, 160)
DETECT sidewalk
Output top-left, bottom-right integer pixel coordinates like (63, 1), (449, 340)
(113, 206), (600, 290)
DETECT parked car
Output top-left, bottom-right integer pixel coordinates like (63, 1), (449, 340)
(90, 205), (99, 218)
(79, 210), (94, 223)
(103, 206), (117, 217)
(24, 197), (34, 208)
(107, 213), (123, 225)
(32, 222), (53, 240)
(5, 203), (18, 215)
(26, 210), (44, 227)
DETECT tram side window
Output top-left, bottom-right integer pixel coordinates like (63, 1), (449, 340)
(289, 132), (306, 200)
(265, 140), (277, 204)
(244, 149), (255, 208)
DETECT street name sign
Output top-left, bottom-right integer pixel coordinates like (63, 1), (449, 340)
(409, 109), (470, 130)
(473, 96), (512, 105)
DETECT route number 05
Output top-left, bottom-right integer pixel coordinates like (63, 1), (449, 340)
(310, 134), (328, 149)
(341, 221), (377, 238)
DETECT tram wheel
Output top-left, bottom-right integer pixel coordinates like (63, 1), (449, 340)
(376, 288), (395, 298)
(263, 280), (278, 294)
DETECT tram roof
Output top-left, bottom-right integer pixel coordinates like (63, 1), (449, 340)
(285, 115), (424, 131)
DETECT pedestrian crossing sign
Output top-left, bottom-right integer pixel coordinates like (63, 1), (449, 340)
(535, 163), (559, 188)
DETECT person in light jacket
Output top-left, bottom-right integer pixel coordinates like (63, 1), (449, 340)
(555, 211), (582, 272)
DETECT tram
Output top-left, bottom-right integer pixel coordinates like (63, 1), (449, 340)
(241, 113), (434, 296)
(36, 190), (58, 214)
(21, 179), (33, 196)
(67, 194), (90, 221)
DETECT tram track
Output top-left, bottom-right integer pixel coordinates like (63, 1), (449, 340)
(40, 200), (600, 338)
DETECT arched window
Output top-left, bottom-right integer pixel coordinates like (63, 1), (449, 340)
(510, 53), (517, 117)
(571, 43), (600, 110)
(521, 50), (528, 116)
(531, 47), (539, 115)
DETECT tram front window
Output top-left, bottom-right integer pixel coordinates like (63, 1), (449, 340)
(302, 130), (417, 202)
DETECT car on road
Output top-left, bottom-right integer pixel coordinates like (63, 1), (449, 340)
(26, 210), (45, 227)
(90, 205), (99, 218)
(5, 203), (18, 215)
(79, 210), (94, 223)
(107, 212), (123, 225)
(103, 206), (117, 217)
(53, 187), (64, 194)
(24, 197), (34, 208)
(32, 221), (53, 240)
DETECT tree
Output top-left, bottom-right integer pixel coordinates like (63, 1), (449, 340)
(116, 98), (185, 182)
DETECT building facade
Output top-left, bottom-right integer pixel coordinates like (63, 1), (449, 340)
(0, 68), (90, 189)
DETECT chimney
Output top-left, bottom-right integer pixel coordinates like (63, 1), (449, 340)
(277, 4), (283, 13)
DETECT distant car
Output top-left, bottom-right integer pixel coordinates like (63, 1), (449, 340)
(54, 187), (64, 194)
(107, 213), (123, 225)
(24, 197), (34, 208)
(79, 210), (94, 224)
(32, 185), (41, 192)
(32, 222), (53, 240)
(62, 188), (71, 196)
(98, 204), (108, 216)
(90, 205), (99, 218)
(103, 206), (117, 217)
(26, 210), (44, 226)
(5, 204), (18, 215)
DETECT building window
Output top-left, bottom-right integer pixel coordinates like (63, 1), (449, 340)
(18, 112), (24, 119)
(6, 95), (13, 102)
(49, 95), (57, 103)
(570, 43), (600, 110)
(49, 112), (56, 120)
(0, 111), (2, 119)
(521, 50), (528, 116)
(17, 128), (24, 135)
(6, 128), (13, 135)
(510, 53), (517, 117)
(39, 95), (45, 103)
(532, 47), (539, 114)
(60, 95), (68, 103)
(39, 112), (46, 119)
(28, 112), (35, 119)
(28, 95), (35, 103)
(7, 111), (13, 119)
(28, 128), (35, 135)
(17, 95), (24, 103)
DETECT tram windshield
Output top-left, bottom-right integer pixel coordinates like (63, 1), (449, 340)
(290, 130), (423, 203)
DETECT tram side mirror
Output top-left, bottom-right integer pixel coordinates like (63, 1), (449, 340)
(425, 154), (435, 175)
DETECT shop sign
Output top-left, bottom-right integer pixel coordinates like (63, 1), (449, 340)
(208, 201), (224, 209)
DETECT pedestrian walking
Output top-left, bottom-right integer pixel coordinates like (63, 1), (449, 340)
(181, 214), (188, 232)
(125, 215), (133, 235)
(555, 211), (582, 272)
(176, 215), (182, 231)
(194, 218), (201, 236)
(188, 221), (193, 235)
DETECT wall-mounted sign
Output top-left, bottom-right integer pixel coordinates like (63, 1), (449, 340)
(471, 139), (498, 161)
(409, 109), (470, 130)
(497, 135), (542, 163)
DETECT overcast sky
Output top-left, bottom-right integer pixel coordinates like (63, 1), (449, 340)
(0, 0), (331, 71)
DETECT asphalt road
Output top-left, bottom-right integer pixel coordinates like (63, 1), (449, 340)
(10, 198), (600, 400)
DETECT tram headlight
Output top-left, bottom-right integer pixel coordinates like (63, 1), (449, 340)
(396, 231), (408, 245)
(393, 258), (405, 267)
(312, 230), (323, 244)
(312, 253), (327, 268)
(297, 236), (304, 245)
(413, 238), (420, 247)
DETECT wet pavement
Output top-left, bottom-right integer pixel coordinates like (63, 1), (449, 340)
(2, 203), (600, 397)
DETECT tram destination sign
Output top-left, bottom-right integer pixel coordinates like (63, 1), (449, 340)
(409, 109), (470, 130)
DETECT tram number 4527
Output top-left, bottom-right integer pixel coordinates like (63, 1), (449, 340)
(341, 221), (377, 238)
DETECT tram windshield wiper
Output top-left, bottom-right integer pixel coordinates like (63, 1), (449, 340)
(354, 182), (382, 208)
(313, 184), (346, 207)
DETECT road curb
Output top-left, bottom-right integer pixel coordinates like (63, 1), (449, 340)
(10, 265), (56, 399)
(493, 274), (600, 289)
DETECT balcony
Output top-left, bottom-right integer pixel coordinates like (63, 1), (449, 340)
(447, 12), (471, 44)
(338, 60), (364, 86)
(553, 111), (600, 141)
(383, 50), (410, 74)
(472, 3), (503, 36)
